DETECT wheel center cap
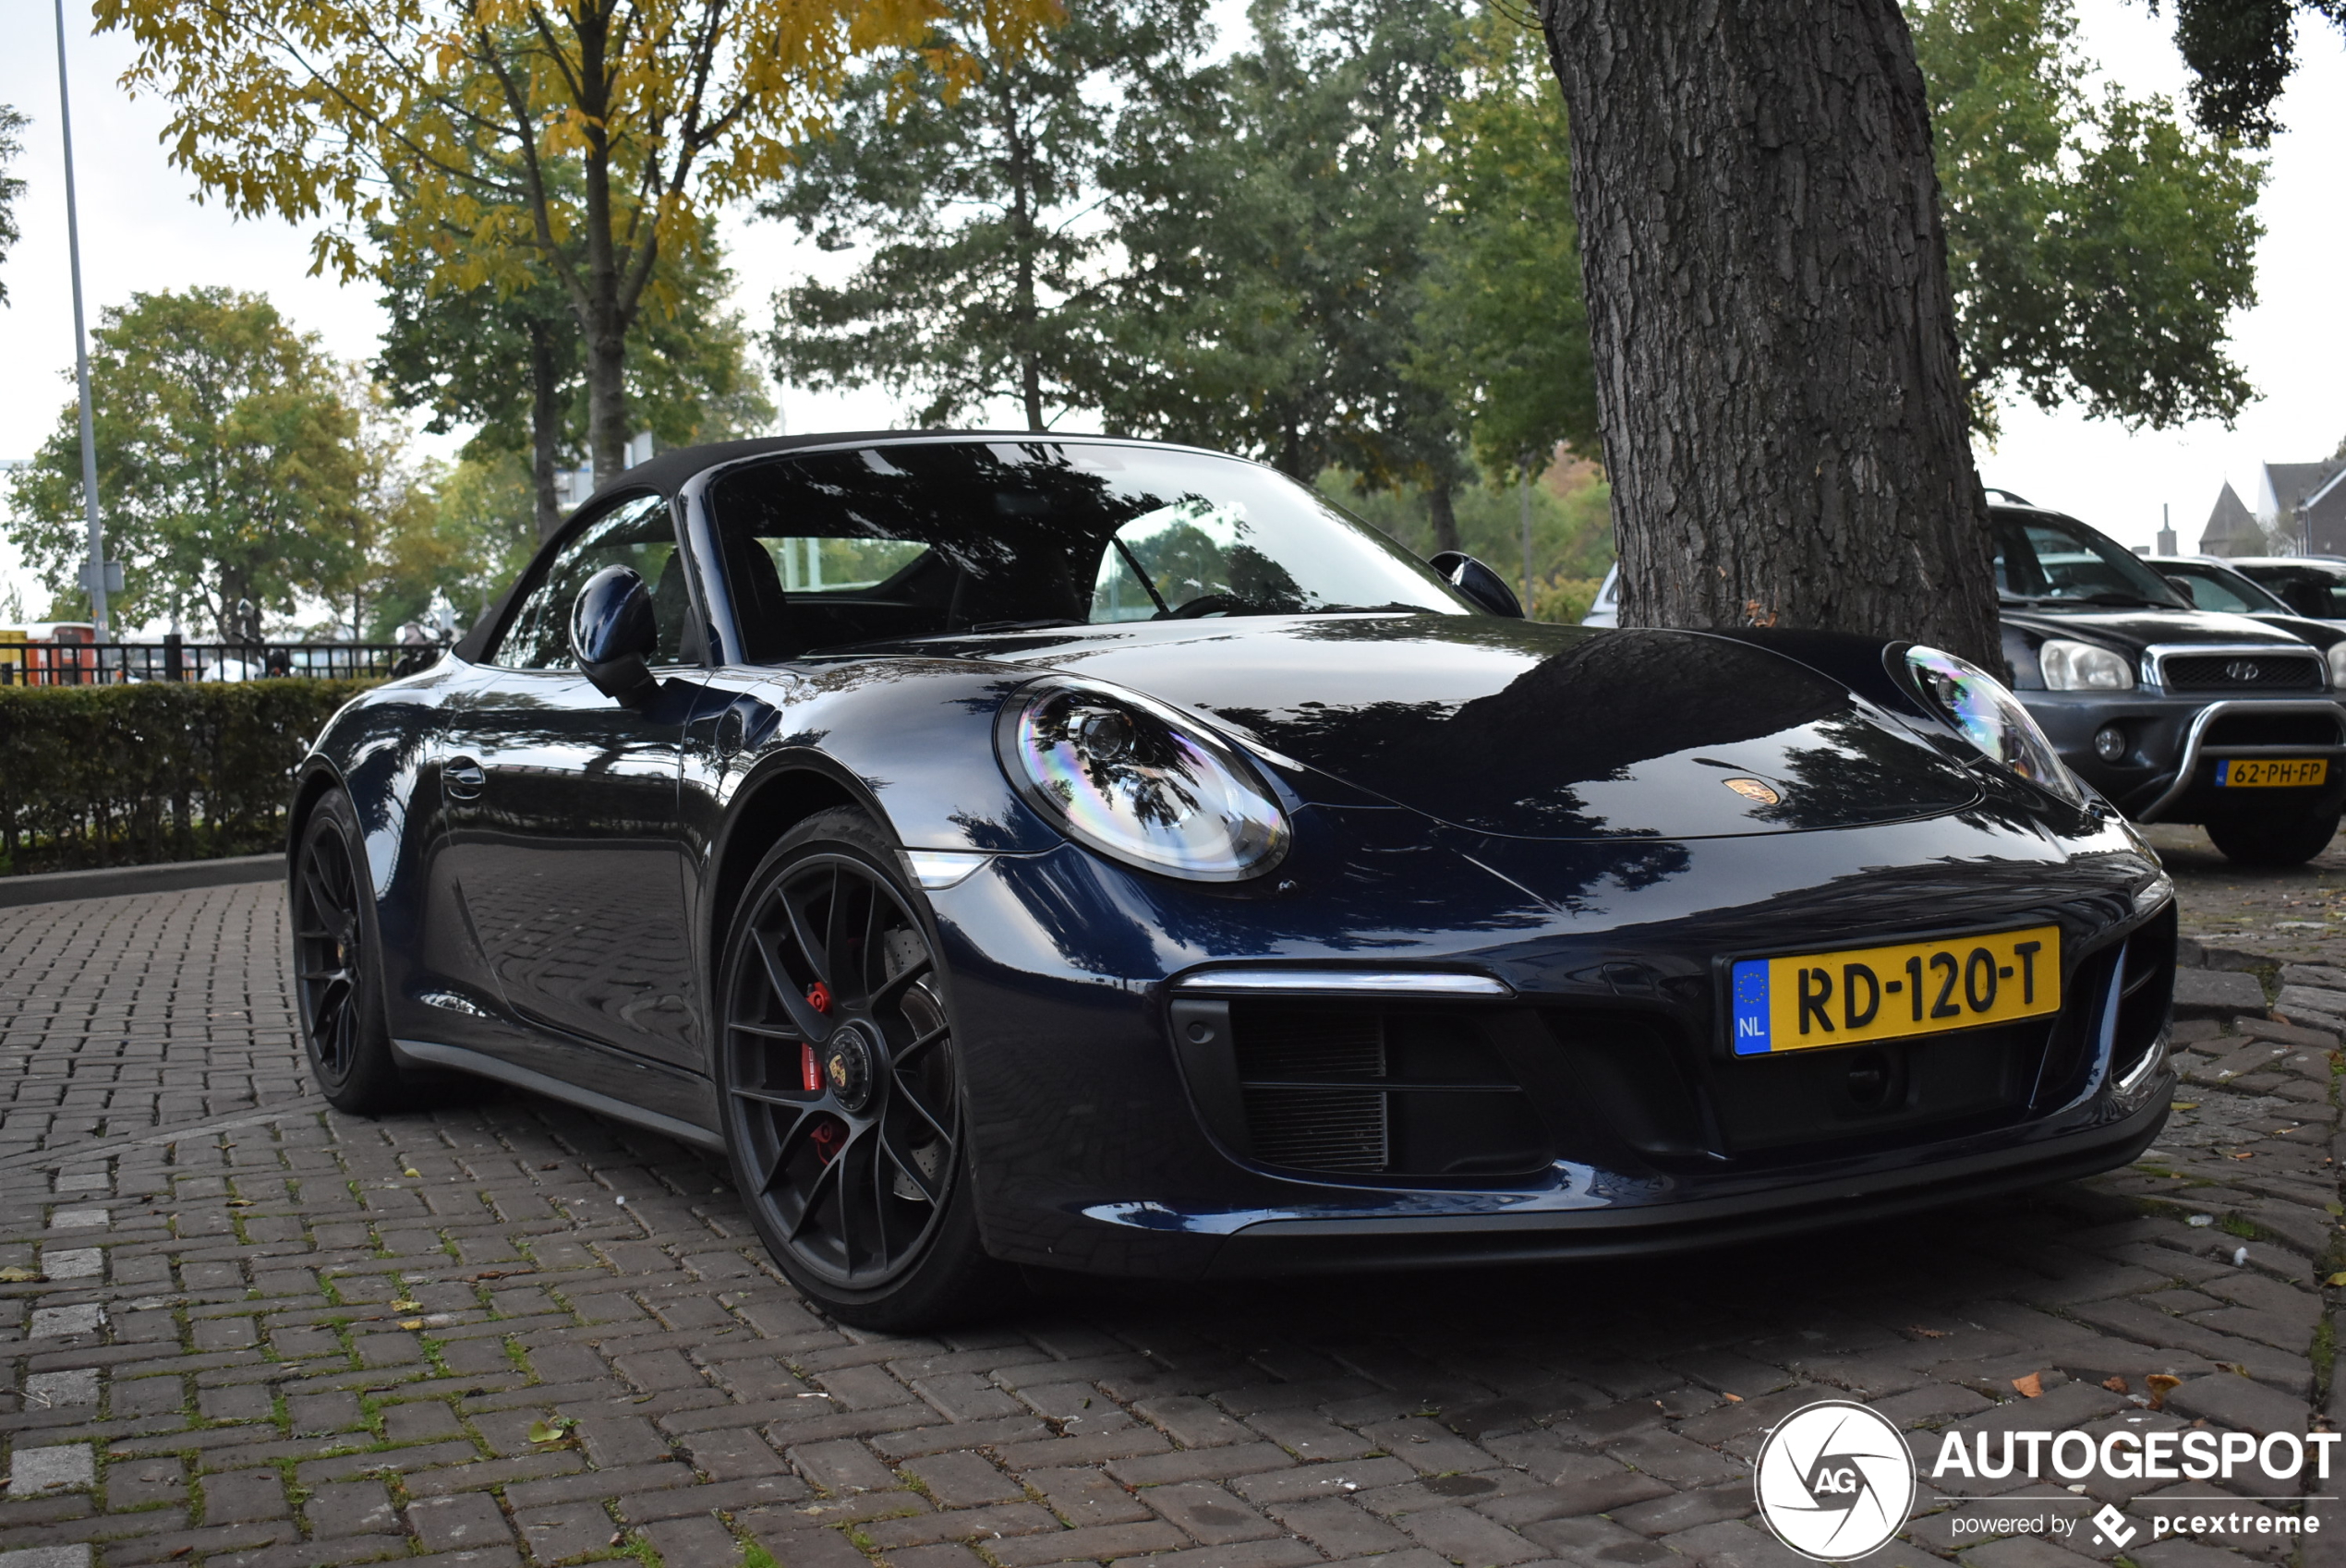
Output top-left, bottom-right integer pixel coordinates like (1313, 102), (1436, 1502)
(824, 1023), (878, 1115)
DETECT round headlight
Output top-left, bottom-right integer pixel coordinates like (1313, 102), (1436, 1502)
(1905, 645), (2085, 807)
(997, 676), (1290, 881)
(2037, 638), (2135, 691)
(2326, 642), (2346, 690)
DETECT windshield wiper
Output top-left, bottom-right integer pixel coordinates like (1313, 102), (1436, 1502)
(966, 618), (1084, 633)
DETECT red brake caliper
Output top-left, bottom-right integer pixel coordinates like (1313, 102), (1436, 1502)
(801, 983), (841, 1161)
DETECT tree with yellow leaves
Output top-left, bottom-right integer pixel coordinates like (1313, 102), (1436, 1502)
(96, 0), (1058, 482)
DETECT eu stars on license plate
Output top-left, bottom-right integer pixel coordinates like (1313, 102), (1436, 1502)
(1729, 924), (2062, 1055)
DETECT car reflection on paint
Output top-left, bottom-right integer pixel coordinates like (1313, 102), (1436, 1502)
(288, 433), (2177, 1328)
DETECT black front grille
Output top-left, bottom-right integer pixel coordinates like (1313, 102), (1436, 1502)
(1227, 1003), (1549, 1177)
(2161, 652), (2322, 689)
(2205, 712), (2342, 747)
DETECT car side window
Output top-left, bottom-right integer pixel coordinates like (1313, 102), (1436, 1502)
(490, 494), (688, 669)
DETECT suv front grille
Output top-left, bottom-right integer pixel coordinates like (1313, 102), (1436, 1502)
(2159, 652), (2322, 690)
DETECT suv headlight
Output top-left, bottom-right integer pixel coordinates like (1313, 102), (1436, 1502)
(1905, 645), (2085, 806)
(997, 675), (1290, 881)
(2037, 638), (2134, 690)
(2327, 643), (2346, 690)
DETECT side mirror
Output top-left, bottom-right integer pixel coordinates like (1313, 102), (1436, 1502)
(2162, 574), (2199, 608)
(571, 565), (660, 706)
(1429, 550), (1525, 618)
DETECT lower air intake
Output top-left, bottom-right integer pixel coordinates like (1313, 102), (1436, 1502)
(1242, 1088), (1388, 1172)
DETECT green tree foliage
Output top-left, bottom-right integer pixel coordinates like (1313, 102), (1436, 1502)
(2150, 0), (2344, 142)
(97, 0), (1055, 482)
(763, 0), (1212, 430)
(1914, 0), (2266, 439)
(358, 451), (540, 640)
(6, 289), (378, 635)
(1411, 17), (1597, 483)
(376, 237), (771, 540)
(0, 105), (25, 305)
(1094, 0), (1468, 507)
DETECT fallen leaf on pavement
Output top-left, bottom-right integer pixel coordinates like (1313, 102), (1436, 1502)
(1908, 1325), (1947, 1338)
(2012, 1373), (2044, 1398)
(2146, 1374), (2181, 1410)
(2102, 1376), (2128, 1393)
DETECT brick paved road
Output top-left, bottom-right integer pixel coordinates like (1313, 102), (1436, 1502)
(3, 849), (2344, 1568)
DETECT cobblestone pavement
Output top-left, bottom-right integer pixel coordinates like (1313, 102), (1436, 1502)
(4, 851), (2346, 1568)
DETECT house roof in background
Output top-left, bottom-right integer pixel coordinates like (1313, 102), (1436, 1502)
(2263, 459), (2346, 518)
(2201, 480), (2260, 551)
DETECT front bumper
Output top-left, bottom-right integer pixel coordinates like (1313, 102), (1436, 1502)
(2020, 692), (2346, 823)
(935, 806), (2176, 1281)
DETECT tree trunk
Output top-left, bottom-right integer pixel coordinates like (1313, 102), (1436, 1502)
(529, 320), (564, 538)
(572, 0), (632, 484)
(1539, 0), (2000, 667)
(1428, 482), (1461, 553)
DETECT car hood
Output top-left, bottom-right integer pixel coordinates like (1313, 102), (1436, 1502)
(876, 615), (1988, 841)
(1999, 605), (2311, 656)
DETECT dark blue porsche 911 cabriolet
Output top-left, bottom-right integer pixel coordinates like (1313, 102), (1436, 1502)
(289, 433), (2176, 1326)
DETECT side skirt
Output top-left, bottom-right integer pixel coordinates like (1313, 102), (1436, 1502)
(391, 1037), (726, 1152)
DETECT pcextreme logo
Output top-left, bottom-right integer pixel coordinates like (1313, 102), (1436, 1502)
(1754, 1397), (2337, 1562)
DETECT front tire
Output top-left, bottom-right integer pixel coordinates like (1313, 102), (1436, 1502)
(716, 809), (1008, 1330)
(291, 790), (411, 1114)
(2206, 808), (2340, 867)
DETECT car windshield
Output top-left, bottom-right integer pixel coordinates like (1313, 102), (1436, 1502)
(2159, 563), (2287, 615)
(1992, 512), (2189, 609)
(707, 440), (1472, 659)
(2232, 562), (2346, 619)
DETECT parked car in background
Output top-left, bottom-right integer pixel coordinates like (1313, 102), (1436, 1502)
(2223, 558), (2346, 622)
(2146, 556), (2302, 620)
(1995, 501), (2346, 865)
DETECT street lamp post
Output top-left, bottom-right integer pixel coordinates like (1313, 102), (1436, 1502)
(53, 0), (110, 639)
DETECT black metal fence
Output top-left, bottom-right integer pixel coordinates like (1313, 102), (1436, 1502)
(0, 637), (441, 686)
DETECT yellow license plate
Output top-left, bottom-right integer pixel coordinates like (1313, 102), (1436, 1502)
(2217, 757), (2328, 788)
(1729, 924), (2062, 1055)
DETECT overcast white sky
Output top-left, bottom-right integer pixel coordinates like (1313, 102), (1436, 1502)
(1, 1), (2340, 618)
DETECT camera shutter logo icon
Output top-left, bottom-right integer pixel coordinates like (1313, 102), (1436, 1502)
(1753, 1400), (1917, 1562)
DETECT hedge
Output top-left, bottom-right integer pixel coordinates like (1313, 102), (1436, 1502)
(0, 680), (376, 875)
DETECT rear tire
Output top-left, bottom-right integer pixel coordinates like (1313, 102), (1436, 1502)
(715, 808), (1012, 1331)
(291, 791), (412, 1114)
(2206, 808), (2341, 867)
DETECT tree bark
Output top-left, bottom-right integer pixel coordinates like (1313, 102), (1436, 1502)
(1428, 482), (1461, 553)
(1539, 0), (2000, 666)
(528, 320), (564, 539)
(571, 0), (633, 483)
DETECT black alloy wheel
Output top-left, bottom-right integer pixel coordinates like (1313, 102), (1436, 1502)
(292, 791), (407, 1113)
(719, 810), (999, 1324)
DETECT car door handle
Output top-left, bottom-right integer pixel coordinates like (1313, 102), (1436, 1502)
(443, 758), (487, 801)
